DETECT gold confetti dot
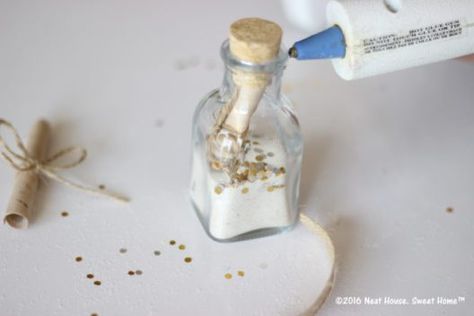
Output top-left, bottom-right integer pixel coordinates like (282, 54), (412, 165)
(266, 186), (275, 192)
(241, 187), (249, 194)
(224, 273), (232, 279)
(75, 256), (82, 262)
(94, 281), (101, 286)
(169, 240), (176, 246)
(136, 270), (143, 275)
(446, 207), (454, 213)
(91, 313), (98, 316)
(178, 244), (186, 250)
(119, 248), (127, 254)
(61, 211), (69, 217)
(154, 250), (161, 256)
(211, 161), (222, 170)
(184, 257), (192, 263)
(237, 271), (245, 277)
(98, 184), (106, 190)
(214, 185), (223, 195)
(255, 154), (266, 161)
(275, 166), (287, 176)
(86, 274), (94, 279)
(128, 270), (135, 276)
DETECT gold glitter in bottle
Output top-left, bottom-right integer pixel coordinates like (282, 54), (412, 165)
(184, 257), (192, 263)
(211, 161), (222, 170)
(75, 256), (82, 262)
(237, 270), (245, 277)
(279, 167), (286, 175)
(169, 240), (176, 246)
(255, 154), (266, 161)
(214, 185), (223, 195)
(61, 211), (69, 217)
(178, 244), (186, 250)
(224, 273), (232, 280)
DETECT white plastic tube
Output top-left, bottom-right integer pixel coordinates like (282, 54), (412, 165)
(327, 0), (474, 79)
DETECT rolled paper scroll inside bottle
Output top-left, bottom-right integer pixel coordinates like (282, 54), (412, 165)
(207, 18), (283, 176)
(3, 120), (50, 229)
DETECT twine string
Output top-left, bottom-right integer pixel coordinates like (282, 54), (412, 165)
(0, 119), (129, 203)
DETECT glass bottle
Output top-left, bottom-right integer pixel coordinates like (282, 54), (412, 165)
(190, 39), (303, 242)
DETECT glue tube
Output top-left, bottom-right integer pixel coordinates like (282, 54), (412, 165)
(289, 0), (474, 80)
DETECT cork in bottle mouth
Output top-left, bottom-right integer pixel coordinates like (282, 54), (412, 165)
(229, 18), (283, 64)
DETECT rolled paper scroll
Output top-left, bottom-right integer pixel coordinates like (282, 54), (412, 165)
(223, 17), (282, 135)
(3, 120), (50, 229)
(207, 18), (283, 175)
(0, 118), (129, 229)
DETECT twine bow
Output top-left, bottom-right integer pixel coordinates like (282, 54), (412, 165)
(0, 119), (129, 203)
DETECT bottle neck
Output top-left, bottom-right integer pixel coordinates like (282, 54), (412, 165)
(219, 40), (287, 104)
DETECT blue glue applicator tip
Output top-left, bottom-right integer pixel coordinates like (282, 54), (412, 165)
(289, 25), (346, 60)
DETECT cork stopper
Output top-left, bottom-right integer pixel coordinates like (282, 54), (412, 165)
(229, 18), (282, 64)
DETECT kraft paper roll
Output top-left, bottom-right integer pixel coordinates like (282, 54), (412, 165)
(3, 120), (50, 229)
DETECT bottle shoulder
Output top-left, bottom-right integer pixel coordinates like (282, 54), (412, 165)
(195, 89), (299, 119)
(193, 89), (303, 150)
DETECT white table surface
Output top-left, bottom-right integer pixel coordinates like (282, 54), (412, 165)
(0, 1), (473, 315)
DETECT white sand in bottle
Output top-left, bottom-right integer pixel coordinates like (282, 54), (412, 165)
(191, 133), (292, 240)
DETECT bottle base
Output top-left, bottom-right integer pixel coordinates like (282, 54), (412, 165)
(190, 197), (298, 243)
